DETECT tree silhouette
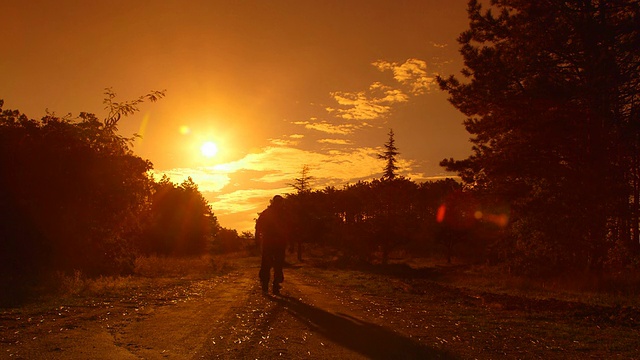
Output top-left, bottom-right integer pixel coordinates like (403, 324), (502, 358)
(0, 89), (164, 287)
(378, 129), (399, 181)
(290, 164), (314, 194)
(142, 176), (219, 257)
(438, 0), (640, 274)
(102, 87), (165, 134)
(259, 175), (466, 266)
(212, 228), (251, 253)
(288, 165), (316, 261)
(370, 178), (420, 264)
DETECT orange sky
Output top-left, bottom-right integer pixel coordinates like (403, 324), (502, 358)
(1, 0), (473, 232)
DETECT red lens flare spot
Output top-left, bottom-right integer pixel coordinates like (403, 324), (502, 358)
(436, 204), (446, 223)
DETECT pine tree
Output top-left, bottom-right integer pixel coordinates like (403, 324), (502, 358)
(378, 129), (400, 181)
(288, 165), (315, 261)
(290, 164), (314, 194)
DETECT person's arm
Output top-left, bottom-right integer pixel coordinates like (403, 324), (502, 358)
(255, 215), (263, 247)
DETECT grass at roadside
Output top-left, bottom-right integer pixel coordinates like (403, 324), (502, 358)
(2, 254), (239, 310)
(133, 254), (232, 278)
(293, 249), (640, 309)
(292, 251), (640, 358)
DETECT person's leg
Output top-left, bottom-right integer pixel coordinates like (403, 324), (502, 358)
(272, 247), (285, 294)
(258, 250), (272, 293)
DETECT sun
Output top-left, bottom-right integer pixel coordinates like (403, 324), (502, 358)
(200, 141), (219, 158)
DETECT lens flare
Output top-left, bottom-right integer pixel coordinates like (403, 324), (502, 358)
(436, 204), (446, 223)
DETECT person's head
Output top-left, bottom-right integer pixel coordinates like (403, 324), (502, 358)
(271, 195), (285, 208)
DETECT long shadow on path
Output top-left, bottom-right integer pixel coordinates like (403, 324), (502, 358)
(271, 295), (457, 360)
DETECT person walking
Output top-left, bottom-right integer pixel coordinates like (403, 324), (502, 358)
(255, 195), (290, 295)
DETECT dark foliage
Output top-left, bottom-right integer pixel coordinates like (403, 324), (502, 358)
(0, 91), (222, 305)
(0, 101), (154, 282)
(438, 0), (640, 275)
(140, 176), (219, 257)
(211, 228), (253, 253)
(280, 178), (465, 264)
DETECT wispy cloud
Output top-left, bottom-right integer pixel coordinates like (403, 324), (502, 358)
(317, 138), (352, 145)
(372, 58), (436, 95)
(324, 58), (435, 122)
(293, 119), (357, 135)
(223, 146), (386, 185)
(213, 147), (326, 178)
(160, 142), (422, 232)
(212, 187), (291, 214)
(269, 134), (303, 146)
(328, 86), (408, 121)
(210, 187), (291, 232)
(371, 83), (410, 103)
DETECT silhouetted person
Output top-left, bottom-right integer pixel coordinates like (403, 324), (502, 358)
(256, 195), (290, 295)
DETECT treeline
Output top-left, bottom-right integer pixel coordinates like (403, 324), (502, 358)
(279, 161), (638, 277)
(0, 92), (229, 301)
(266, 131), (505, 269)
(277, 177), (494, 265)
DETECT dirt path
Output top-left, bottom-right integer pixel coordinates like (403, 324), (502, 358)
(1, 268), (255, 359)
(194, 266), (450, 359)
(1, 262), (452, 359)
(1, 260), (639, 359)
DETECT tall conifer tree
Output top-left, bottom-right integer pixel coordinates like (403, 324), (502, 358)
(379, 129), (400, 181)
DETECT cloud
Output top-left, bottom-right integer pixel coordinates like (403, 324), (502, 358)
(317, 147), (395, 183)
(269, 137), (300, 146)
(317, 138), (352, 145)
(212, 187), (287, 214)
(151, 168), (230, 192)
(429, 41), (448, 48)
(325, 58), (435, 122)
(372, 58), (436, 95)
(293, 119), (357, 135)
(213, 147), (322, 177)
(209, 145), (391, 190)
(159, 142), (424, 232)
(199, 146), (390, 231)
(267, 134), (305, 146)
(209, 187), (291, 232)
(159, 144), (393, 195)
(328, 87), (408, 121)
(376, 88), (409, 103)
